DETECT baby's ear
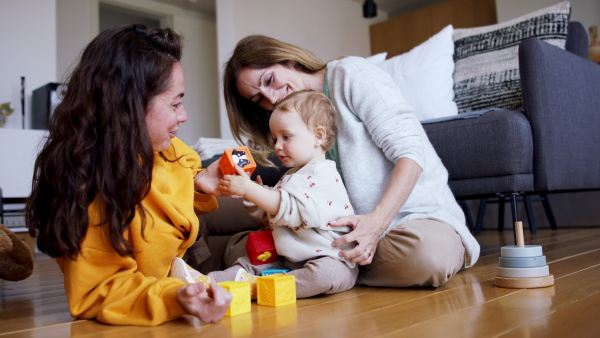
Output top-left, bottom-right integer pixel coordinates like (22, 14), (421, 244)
(314, 126), (326, 146)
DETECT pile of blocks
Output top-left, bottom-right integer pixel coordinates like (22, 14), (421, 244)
(219, 273), (296, 317)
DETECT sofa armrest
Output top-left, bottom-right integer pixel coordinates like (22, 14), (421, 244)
(519, 37), (600, 191)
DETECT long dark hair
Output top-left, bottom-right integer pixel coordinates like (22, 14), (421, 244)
(25, 25), (182, 258)
(223, 35), (326, 165)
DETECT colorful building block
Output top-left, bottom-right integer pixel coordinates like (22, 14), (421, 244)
(246, 230), (278, 265)
(218, 281), (251, 316)
(219, 146), (257, 176)
(257, 274), (296, 307)
(261, 268), (291, 276)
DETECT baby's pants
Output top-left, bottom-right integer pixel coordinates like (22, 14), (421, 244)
(210, 255), (359, 298)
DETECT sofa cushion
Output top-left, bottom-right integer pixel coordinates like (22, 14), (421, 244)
(424, 109), (534, 196)
(452, 1), (570, 113)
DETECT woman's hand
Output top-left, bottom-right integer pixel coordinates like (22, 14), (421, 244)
(176, 283), (232, 323)
(330, 213), (388, 266)
(195, 161), (224, 196)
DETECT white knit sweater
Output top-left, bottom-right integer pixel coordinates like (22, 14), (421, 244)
(326, 56), (480, 268)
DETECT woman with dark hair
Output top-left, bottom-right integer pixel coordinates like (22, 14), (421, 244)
(221, 35), (480, 289)
(26, 24), (231, 326)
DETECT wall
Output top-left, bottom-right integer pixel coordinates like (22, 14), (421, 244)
(172, 14), (219, 145)
(216, 0), (388, 139)
(57, 0), (98, 82)
(0, 0), (56, 130)
(496, 0), (600, 31)
(56, 0), (219, 146)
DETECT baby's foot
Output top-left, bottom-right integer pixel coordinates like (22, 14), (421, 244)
(169, 257), (211, 287)
(235, 268), (258, 300)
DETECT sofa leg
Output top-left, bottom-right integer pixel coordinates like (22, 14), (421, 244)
(509, 193), (520, 244)
(475, 199), (487, 235)
(459, 200), (475, 231)
(524, 195), (537, 234)
(541, 194), (558, 230)
(498, 197), (505, 231)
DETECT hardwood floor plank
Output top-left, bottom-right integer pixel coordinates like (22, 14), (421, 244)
(387, 263), (600, 337)
(501, 291), (600, 338)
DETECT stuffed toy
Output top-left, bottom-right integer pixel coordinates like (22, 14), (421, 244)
(0, 223), (34, 281)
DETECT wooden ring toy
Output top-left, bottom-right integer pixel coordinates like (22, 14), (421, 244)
(499, 255), (546, 268)
(497, 265), (549, 278)
(500, 245), (543, 258)
(495, 274), (554, 289)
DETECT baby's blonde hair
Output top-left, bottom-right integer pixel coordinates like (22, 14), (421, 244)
(272, 90), (337, 151)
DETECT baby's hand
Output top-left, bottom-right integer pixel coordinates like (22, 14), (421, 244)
(218, 165), (252, 197)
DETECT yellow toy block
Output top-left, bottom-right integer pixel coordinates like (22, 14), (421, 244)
(257, 274), (296, 307)
(218, 281), (251, 316)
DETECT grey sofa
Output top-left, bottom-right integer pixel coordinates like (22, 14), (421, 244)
(423, 22), (600, 233)
(194, 21), (600, 272)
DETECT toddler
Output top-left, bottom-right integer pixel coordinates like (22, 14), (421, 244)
(171, 90), (358, 298)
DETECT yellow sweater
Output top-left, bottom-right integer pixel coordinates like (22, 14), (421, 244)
(57, 138), (217, 326)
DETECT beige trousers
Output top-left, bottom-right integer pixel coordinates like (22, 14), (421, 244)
(358, 219), (465, 288)
(222, 218), (466, 289)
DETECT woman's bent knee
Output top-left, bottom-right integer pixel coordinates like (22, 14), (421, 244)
(357, 219), (465, 287)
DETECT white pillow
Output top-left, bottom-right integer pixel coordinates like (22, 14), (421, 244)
(378, 25), (457, 122)
(365, 52), (387, 65)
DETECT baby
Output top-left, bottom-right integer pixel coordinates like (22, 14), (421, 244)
(172, 90), (358, 299)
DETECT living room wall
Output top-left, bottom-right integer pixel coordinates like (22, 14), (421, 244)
(0, 0), (56, 130)
(56, 0), (218, 147)
(496, 0), (600, 31)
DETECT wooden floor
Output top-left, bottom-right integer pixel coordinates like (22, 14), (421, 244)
(2, 228), (600, 337)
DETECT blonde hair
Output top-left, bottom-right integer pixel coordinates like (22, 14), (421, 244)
(273, 90), (337, 151)
(222, 35), (326, 166)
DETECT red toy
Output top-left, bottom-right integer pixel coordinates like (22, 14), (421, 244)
(219, 146), (257, 176)
(246, 230), (277, 265)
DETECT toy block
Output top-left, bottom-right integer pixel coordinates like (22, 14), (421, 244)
(257, 274), (296, 307)
(246, 230), (278, 265)
(261, 268), (291, 276)
(495, 221), (554, 289)
(219, 146), (257, 176)
(218, 281), (251, 316)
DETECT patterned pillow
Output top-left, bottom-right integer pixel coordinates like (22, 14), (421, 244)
(453, 1), (571, 112)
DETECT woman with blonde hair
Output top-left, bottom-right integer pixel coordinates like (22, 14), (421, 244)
(220, 34), (480, 288)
